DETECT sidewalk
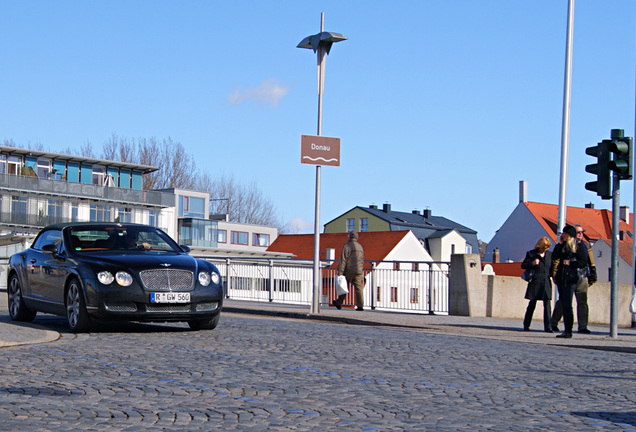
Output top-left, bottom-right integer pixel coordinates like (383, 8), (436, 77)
(0, 290), (60, 348)
(1, 291), (635, 353)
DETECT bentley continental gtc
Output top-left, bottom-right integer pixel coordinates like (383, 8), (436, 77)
(7, 223), (223, 332)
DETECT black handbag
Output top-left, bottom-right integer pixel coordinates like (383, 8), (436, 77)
(521, 269), (533, 282)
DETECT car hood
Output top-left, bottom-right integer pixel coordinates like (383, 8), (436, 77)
(73, 251), (206, 271)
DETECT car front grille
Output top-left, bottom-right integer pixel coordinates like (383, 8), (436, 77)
(145, 304), (191, 313)
(139, 269), (193, 291)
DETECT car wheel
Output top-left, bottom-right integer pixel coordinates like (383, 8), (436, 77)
(188, 315), (220, 331)
(7, 274), (36, 322)
(66, 278), (92, 333)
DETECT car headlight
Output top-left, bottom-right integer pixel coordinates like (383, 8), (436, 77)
(98, 271), (114, 285)
(115, 271), (133, 287)
(198, 271), (211, 286)
(211, 271), (221, 285)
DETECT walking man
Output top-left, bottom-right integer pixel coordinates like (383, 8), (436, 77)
(332, 231), (365, 311)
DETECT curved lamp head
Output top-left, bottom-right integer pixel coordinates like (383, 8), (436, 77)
(297, 31), (347, 54)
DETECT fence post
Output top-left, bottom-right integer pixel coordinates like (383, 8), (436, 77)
(428, 264), (435, 315)
(268, 259), (274, 302)
(225, 258), (231, 298)
(370, 262), (376, 310)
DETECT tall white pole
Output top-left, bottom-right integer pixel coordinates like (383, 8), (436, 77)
(557, 0), (575, 239)
(311, 13), (326, 314)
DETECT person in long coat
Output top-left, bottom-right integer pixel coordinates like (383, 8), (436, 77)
(521, 236), (553, 332)
(551, 224), (589, 338)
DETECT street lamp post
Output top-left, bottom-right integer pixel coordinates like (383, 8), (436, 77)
(297, 13), (346, 314)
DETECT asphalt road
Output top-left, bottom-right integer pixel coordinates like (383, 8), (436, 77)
(1, 311), (635, 431)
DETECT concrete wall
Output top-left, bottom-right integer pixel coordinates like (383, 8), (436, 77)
(450, 254), (635, 327)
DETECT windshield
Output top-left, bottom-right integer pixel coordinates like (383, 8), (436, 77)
(67, 226), (182, 253)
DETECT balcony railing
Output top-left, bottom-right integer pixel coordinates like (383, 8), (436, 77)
(0, 173), (174, 207)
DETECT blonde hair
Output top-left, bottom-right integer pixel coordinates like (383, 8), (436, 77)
(564, 236), (577, 254)
(535, 236), (552, 251)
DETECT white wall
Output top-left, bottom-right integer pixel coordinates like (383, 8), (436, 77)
(591, 239), (632, 285)
(485, 203), (552, 262)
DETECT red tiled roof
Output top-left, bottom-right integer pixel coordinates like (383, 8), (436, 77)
(267, 231), (411, 261)
(525, 202), (632, 242)
(485, 262), (525, 277)
(525, 201), (634, 263)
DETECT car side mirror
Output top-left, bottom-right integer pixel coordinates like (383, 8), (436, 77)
(42, 244), (58, 254)
(180, 245), (191, 254)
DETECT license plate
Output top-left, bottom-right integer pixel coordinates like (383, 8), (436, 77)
(150, 292), (190, 303)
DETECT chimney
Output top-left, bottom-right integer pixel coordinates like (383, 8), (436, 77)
(585, 203), (595, 209)
(493, 248), (500, 263)
(412, 210), (421, 215)
(620, 206), (630, 224)
(423, 209), (432, 218)
(519, 180), (527, 203)
(382, 203), (391, 213)
(369, 204), (378, 209)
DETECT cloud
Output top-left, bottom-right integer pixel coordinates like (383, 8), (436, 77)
(285, 217), (314, 234)
(228, 78), (289, 108)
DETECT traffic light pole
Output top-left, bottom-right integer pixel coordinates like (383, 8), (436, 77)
(610, 174), (620, 338)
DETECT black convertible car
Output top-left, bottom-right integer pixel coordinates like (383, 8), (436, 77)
(7, 222), (223, 332)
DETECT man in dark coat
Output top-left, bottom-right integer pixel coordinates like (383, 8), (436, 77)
(521, 236), (553, 332)
(332, 231), (365, 311)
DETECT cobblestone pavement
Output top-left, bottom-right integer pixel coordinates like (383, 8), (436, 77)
(1, 313), (635, 431)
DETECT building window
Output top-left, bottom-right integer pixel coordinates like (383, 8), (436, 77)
(376, 286), (381, 302)
(393, 262), (399, 270)
(92, 165), (105, 185)
(148, 210), (157, 227)
(217, 230), (227, 243)
(37, 158), (51, 179)
(71, 204), (79, 222)
(451, 244), (456, 255)
(48, 199), (64, 224)
(0, 155), (6, 174)
(90, 204), (111, 222)
(412, 263), (419, 271)
(231, 231), (248, 245)
(116, 207), (131, 223)
(346, 218), (355, 232)
(410, 288), (419, 304)
(360, 218), (368, 232)
(253, 233), (270, 247)
(11, 196), (27, 224)
(390, 287), (398, 303)
(8, 156), (20, 175)
(466, 244), (473, 254)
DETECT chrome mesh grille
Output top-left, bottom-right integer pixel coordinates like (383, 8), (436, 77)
(146, 304), (191, 313)
(104, 302), (138, 312)
(139, 269), (193, 291)
(196, 302), (219, 312)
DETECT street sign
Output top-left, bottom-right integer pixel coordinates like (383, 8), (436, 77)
(300, 135), (340, 166)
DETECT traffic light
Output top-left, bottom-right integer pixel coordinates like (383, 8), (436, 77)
(608, 131), (632, 180)
(585, 140), (611, 199)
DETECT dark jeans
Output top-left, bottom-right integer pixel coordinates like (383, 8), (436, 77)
(555, 282), (577, 334)
(523, 299), (552, 331)
(551, 278), (589, 330)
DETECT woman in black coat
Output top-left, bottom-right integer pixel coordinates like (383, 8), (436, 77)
(552, 224), (589, 338)
(521, 236), (553, 332)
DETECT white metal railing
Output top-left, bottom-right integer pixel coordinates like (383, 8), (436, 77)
(203, 257), (450, 315)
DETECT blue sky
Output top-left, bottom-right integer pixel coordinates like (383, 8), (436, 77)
(1, 1), (635, 242)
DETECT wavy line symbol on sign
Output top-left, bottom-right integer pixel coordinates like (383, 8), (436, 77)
(302, 156), (339, 162)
